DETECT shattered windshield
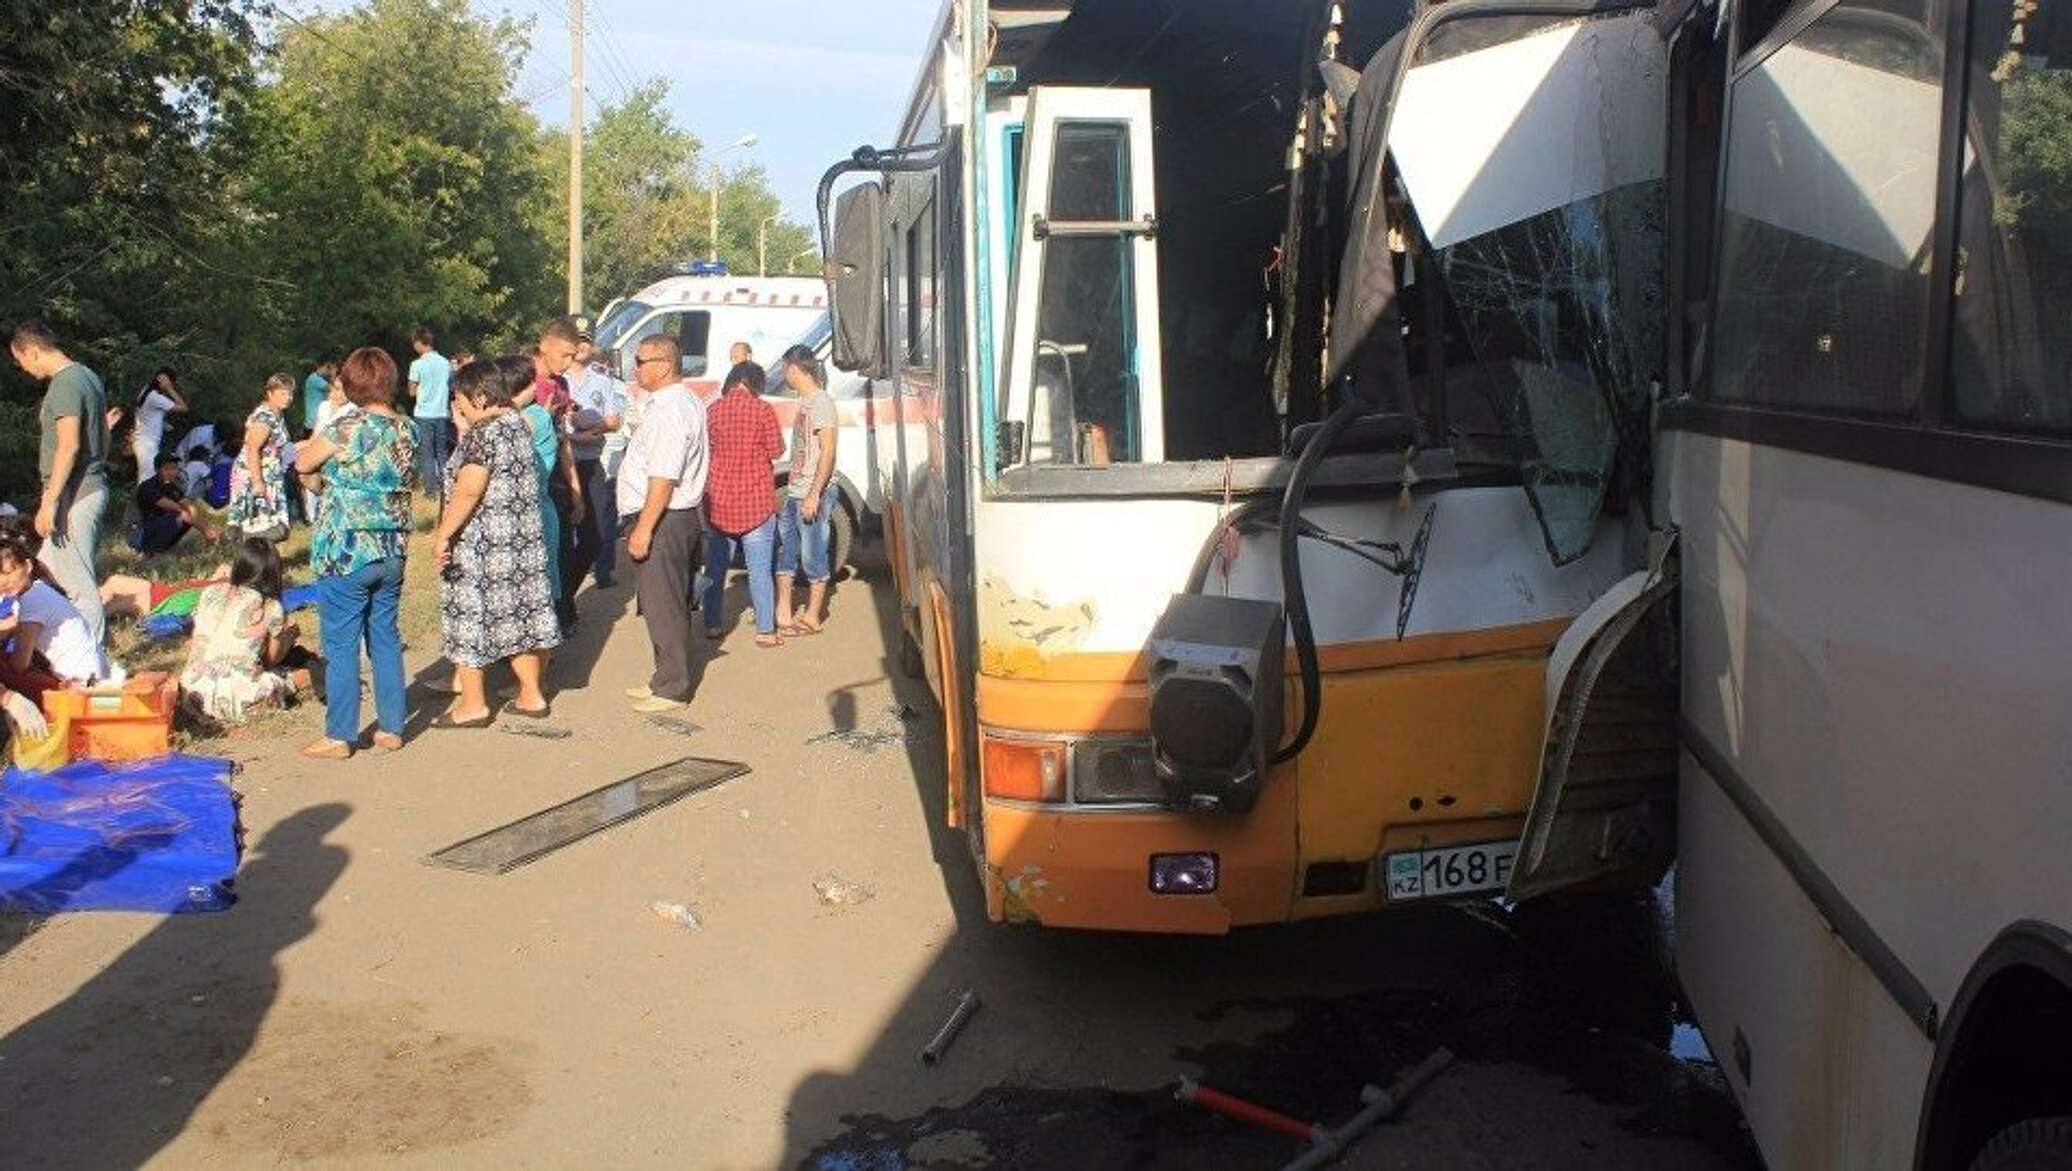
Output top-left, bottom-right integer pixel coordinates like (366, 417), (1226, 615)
(1384, 7), (1668, 563)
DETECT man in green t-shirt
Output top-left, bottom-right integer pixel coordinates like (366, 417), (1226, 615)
(9, 318), (111, 643)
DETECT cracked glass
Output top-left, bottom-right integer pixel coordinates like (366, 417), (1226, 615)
(1395, 9), (1667, 564)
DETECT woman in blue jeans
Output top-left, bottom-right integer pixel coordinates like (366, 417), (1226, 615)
(702, 361), (786, 647)
(294, 346), (419, 760)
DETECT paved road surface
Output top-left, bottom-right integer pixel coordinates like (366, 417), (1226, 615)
(0, 552), (1758, 1169)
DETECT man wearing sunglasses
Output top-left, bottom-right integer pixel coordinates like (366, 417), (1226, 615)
(616, 334), (708, 713)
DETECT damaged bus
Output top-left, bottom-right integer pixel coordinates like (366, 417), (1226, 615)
(815, 0), (1679, 937)
(821, 0), (2072, 1166)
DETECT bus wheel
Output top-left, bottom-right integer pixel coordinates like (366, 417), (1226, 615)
(1970, 1118), (2072, 1171)
(830, 498), (856, 579)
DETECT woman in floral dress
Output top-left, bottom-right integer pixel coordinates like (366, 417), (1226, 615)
(227, 373), (295, 541)
(179, 537), (309, 724)
(429, 358), (561, 727)
(293, 348), (417, 759)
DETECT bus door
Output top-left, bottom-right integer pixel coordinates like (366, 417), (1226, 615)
(1345, 0), (1684, 897)
(997, 86), (1165, 469)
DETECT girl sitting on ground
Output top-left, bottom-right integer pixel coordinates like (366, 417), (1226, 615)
(179, 537), (316, 725)
(0, 527), (112, 689)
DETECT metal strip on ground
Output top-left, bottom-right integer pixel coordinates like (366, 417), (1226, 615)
(423, 756), (749, 876)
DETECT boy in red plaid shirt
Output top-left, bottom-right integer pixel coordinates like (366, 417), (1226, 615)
(700, 362), (786, 646)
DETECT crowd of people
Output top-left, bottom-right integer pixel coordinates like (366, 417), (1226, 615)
(0, 311), (842, 760)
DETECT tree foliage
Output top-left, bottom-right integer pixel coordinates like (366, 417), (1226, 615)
(540, 80), (815, 307)
(244, 0), (559, 361)
(0, 0), (813, 500)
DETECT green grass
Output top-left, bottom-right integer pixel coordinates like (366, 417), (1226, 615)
(98, 494), (448, 746)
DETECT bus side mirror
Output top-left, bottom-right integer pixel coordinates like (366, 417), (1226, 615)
(828, 181), (887, 379)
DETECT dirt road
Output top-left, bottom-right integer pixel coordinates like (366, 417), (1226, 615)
(0, 555), (1757, 1170)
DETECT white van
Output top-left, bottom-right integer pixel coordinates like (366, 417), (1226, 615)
(594, 281), (896, 572)
(592, 273), (827, 388)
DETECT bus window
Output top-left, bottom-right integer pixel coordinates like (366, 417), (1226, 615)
(999, 86), (1165, 470)
(1949, 0), (2072, 434)
(905, 194), (937, 368)
(1710, 0), (1945, 417)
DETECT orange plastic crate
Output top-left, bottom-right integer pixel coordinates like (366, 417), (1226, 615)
(41, 680), (176, 763)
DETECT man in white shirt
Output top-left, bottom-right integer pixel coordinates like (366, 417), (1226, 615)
(616, 334), (708, 713)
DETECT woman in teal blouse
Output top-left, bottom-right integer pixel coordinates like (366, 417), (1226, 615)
(295, 346), (419, 759)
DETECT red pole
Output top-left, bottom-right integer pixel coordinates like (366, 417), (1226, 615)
(1176, 1078), (1322, 1142)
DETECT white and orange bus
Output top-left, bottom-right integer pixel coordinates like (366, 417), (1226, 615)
(815, 0), (1683, 935)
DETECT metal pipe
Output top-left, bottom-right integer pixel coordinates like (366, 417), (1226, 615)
(919, 990), (981, 1065)
(1280, 1048), (1455, 1171)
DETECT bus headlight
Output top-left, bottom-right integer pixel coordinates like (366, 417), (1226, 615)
(1073, 740), (1163, 804)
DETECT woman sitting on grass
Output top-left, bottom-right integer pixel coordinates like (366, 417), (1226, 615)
(0, 526), (111, 691)
(178, 537), (316, 725)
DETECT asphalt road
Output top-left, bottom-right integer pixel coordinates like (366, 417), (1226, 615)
(0, 548), (1758, 1170)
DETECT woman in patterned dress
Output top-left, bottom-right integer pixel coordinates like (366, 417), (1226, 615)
(293, 347), (418, 759)
(428, 357), (562, 727)
(227, 373), (295, 541)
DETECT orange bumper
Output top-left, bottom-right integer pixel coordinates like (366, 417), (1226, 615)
(974, 620), (1564, 933)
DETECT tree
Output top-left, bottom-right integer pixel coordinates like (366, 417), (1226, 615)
(541, 80), (815, 308)
(0, 0), (267, 443)
(241, 0), (558, 363)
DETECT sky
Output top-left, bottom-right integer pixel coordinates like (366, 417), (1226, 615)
(312, 0), (944, 224)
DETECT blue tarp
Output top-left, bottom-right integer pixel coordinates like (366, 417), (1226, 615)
(140, 584), (319, 643)
(0, 755), (241, 914)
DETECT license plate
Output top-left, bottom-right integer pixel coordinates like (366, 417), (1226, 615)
(1383, 840), (1518, 901)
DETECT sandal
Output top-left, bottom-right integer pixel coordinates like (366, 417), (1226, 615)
(791, 622), (824, 636)
(430, 710), (493, 730)
(301, 738), (353, 760)
(754, 633), (784, 648)
(702, 628), (725, 640)
(506, 702), (552, 720)
(369, 731), (404, 751)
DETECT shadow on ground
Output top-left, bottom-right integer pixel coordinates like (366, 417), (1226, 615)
(0, 804), (350, 1169)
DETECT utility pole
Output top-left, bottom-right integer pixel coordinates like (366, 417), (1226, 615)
(567, 0), (584, 312)
(757, 214), (778, 276)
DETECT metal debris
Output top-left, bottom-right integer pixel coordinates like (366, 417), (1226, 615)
(498, 723), (573, 740)
(919, 991), (981, 1066)
(647, 715), (705, 738)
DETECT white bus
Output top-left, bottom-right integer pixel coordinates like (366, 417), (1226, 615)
(1660, 0), (2072, 1166)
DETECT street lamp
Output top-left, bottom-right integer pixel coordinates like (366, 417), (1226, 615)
(707, 133), (758, 265)
(757, 214), (779, 276)
(785, 245), (819, 275)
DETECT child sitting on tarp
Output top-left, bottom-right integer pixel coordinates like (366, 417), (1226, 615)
(178, 537), (316, 724)
(0, 527), (112, 692)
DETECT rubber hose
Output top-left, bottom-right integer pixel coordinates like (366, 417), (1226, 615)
(1274, 399), (1362, 763)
